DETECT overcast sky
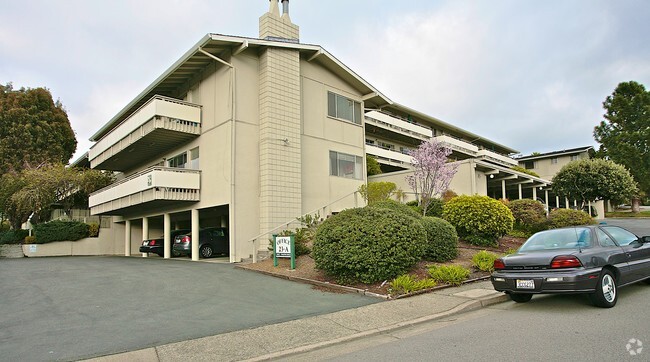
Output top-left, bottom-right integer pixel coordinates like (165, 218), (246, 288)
(1, 0), (649, 162)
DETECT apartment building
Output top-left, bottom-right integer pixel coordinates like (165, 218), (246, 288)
(517, 146), (594, 180)
(84, 1), (551, 262)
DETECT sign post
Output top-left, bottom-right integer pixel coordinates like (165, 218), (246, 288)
(273, 234), (295, 270)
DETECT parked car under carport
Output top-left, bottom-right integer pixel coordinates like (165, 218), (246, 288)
(139, 229), (190, 257)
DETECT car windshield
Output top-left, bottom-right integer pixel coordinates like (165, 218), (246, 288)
(519, 228), (592, 252)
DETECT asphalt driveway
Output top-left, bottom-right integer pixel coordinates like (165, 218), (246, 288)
(0, 256), (378, 361)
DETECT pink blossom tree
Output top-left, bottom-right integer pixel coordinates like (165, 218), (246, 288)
(406, 139), (458, 216)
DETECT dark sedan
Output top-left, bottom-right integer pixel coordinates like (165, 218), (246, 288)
(172, 227), (229, 258)
(491, 225), (650, 307)
(139, 229), (190, 257)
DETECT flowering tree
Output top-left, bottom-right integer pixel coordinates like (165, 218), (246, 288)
(406, 139), (458, 216)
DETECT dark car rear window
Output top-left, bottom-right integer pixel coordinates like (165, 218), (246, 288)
(519, 228), (592, 252)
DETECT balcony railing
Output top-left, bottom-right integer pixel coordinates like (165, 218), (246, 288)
(89, 166), (200, 215)
(89, 96), (202, 171)
(477, 149), (518, 167)
(364, 110), (433, 140)
(365, 143), (413, 165)
(434, 135), (479, 156)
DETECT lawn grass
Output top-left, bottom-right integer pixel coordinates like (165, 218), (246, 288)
(605, 210), (650, 218)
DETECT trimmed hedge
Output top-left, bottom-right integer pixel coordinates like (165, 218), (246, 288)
(443, 195), (514, 246)
(420, 217), (458, 262)
(547, 208), (596, 228)
(0, 229), (29, 244)
(33, 221), (89, 244)
(369, 199), (422, 219)
(508, 199), (547, 233)
(313, 207), (426, 284)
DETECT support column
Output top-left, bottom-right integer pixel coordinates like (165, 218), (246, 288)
(142, 217), (149, 257)
(164, 213), (171, 259)
(124, 220), (131, 257)
(191, 209), (200, 261)
(518, 184), (522, 199)
(545, 190), (549, 208)
(556, 196), (560, 208)
(532, 187), (537, 201)
(501, 180), (506, 200)
(574, 199), (578, 207)
(565, 197), (570, 209)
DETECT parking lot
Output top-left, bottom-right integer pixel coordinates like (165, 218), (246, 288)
(0, 256), (379, 361)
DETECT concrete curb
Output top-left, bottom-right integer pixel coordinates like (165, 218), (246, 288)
(242, 292), (509, 361)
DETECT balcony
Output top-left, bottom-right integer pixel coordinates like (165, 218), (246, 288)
(89, 167), (200, 215)
(366, 143), (413, 168)
(89, 96), (201, 171)
(365, 111), (433, 141)
(477, 149), (518, 167)
(434, 135), (479, 157)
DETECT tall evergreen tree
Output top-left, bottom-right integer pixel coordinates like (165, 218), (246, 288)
(594, 81), (650, 200)
(0, 83), (77, 174)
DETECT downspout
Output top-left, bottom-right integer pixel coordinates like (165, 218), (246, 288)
(198, 47), (237, 262)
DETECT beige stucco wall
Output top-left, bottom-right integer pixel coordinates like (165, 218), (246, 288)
(22, 227), (119, 257)
(521, 151), (589, 180)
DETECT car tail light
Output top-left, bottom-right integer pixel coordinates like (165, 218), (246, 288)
(149, 240), (156, 246)
(181, 236), (190, 243)
(493, 259), (506, 270)
(550, 256), (582, 269)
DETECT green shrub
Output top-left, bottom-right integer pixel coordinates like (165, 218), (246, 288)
(406, 199), (443, 217)
(464, 235), (498, 248)
(88, 223), (100, 237)
(0, 220), (10, 232)
(24, 235), (36, 244)
(443, 195), (514, 246)
(547, 208), (596, 228)
(369, 199), (422, 219)
(428, 265), (471, 286)
(508, 229), (532, 238)
(359, 182), (397, 205)
(0, 229), (29, 244)
(511, 165), (540, 178)
(313, 207), (426, 284)
(471, 250), (500, 272)
(420, 217), (458, 262)
(390, 274), (437, 295)
(33, 221), (89, 244)
(508, 199), (547, 233)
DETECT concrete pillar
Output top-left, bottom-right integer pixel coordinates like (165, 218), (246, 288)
(574, 199), (577, 207)
(532, 187), (537, 201)
(191, 209), (200, 261)
(545, 190), (549, 208)
(142, 217), (149, 257)
(565, 198), (570, 209)
(595, 200), (605, 220)
(556, 196), (560, 208)
(518, 184), (522, 200)
(470, 161), (476, 195)
(164, 213), (171, 259)
(124, 220), (131, 257)
(501, 180), (506, 200)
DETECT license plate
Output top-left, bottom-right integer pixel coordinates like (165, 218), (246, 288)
(516, 279), (535, 289)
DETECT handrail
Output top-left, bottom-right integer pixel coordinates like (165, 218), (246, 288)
(248, 191), (363, 263)
(89, 166), (201, 196)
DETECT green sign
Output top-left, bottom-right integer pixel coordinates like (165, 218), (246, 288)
(273, 234), (295, 270)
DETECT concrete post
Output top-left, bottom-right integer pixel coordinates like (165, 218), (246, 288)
(164, 213), (171, 259)
(556, 196), (560, 208)
(545, 190), (549, 208)
(532, 187), (537, 201)
(518, 184), (522, 200)
(501, 180), (506, 200)
(192, 209), (200, 261)
(565, 198), (570, 209)
(142, 217), (149, 257)
(124, 220), (131, 257)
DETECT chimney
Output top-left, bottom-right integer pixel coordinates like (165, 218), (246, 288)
(259, 0), (299, 42)
(281, 0), (290, 21)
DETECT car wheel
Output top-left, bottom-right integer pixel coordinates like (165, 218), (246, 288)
(589, 269), (617, 308)
(509, 293), (533, 303)
(200, 245), (213, 258)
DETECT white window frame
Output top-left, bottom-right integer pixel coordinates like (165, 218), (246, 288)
(327, 91), (362, 125)
(329, 151), (363, 180)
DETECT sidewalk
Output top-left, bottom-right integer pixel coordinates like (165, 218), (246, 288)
(86, 280), (508, 362)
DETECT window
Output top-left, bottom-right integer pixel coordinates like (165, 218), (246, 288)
(168, 152), (187, 169)
(596, 228), (617, 247)
(602, 226), (638, 246)
(190, 147), (199, 169)
(327, 91), (362, 125)
(524, 161), (535, 169)
(551, 157), (558, 164)
(329, 151), (363, 180)
(571, 155), (579, 161)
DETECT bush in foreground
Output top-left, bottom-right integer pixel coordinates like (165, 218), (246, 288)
(369, 199), (422, 219)
(33, 221), (89, 244)
(443, 195), (514, 246)
(313, 207), (426, 284)
(547, 208), (596, 229)
(508, 199), (547, 233)
(419, 217), (458, 262)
